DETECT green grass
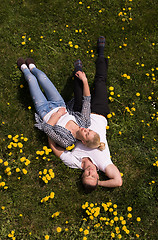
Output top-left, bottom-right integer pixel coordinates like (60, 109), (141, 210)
(0, 0), (157, 239)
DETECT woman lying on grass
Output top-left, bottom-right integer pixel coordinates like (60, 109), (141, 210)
(17, 57), (105, 151)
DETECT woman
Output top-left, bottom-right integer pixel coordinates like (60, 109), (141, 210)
(17, 58), (105, 150)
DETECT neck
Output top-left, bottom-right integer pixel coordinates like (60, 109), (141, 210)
(70, 123), (80, 139)
(81, 158), (92, 169)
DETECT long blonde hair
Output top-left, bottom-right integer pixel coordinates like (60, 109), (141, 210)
(85, 133), (105, 151)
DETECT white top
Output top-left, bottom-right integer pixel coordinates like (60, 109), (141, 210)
(60, 114), (113, 172)
(43, 107), (77, 127)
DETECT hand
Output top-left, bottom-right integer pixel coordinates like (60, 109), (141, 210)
(57, 107), (67, 117)
(75, 71), (87, 83)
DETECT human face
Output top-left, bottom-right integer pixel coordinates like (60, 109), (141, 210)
(79, 128), (96, 143)
(82, 164), (99, 187)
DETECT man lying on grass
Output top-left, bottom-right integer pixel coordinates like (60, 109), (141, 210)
(48, 37), (122, 192)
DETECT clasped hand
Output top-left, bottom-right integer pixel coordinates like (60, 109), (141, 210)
(75, 71), (87, 83)
(57, 107), (67, 116)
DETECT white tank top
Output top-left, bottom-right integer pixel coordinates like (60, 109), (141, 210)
(43, 107), (77, 128)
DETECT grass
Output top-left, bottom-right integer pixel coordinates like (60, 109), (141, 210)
(0, 0), (157, 239)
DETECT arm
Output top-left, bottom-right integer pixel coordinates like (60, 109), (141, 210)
(98, 164), (123, 188)
(48, 137), (64, 157)
(48, 138), (82, 169)
(47, 107), (66, 126)
(75, 71), (90, 97)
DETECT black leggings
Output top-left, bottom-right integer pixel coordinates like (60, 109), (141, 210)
(73, 57), (110, 118)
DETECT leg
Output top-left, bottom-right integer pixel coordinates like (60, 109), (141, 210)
(31, 67), (66, 106)
(73, 60), (83, 112)
(98, 164), (123, 187)
(23, 68), (49, 118)
(73, 74), (83, 112)
(91, 57), (110, 118)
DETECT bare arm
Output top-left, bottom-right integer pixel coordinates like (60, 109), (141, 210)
(48, 137), (64, 158)
(98, 164), (123, 188)
(75, 71), (90, 97)
(47, 107), (66, 126)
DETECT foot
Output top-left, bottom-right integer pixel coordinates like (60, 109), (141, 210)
(17, 58), (25, 70)
(25, 58), (36, 69)
(97, 36), (105, 56)
(97, 36), (105, 48)
(74, 59), (83, 73)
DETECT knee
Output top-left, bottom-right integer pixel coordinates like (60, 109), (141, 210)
(38, 71), (47, 80)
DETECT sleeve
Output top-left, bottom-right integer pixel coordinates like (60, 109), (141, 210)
(34, 113), (68, 148)
(81, 96), (91, 126)
(60, 151), (82, 169)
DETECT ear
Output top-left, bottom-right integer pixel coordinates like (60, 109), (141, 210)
(81, 140), (86, 145)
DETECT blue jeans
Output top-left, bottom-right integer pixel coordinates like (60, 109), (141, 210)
(23, 68), (66, 119)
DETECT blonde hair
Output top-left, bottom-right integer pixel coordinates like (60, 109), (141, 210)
(85, 133), (105, 151)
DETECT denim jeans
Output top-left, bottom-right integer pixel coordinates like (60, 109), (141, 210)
(23, 68), (66, 119)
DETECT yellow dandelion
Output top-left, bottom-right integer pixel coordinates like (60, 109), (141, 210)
(137, 217), (141, 222)
(4, 161), (8, 166)
(109, 86), (114, 91)
(45, 235), (49, 240)
(84, 229), (89, 235)
(56, 227), (62, 232)
(127, 206), (132, 211)
(74, 45), (79, 49)
(107, 113), (112, 118)
(22, 169), (27, 174)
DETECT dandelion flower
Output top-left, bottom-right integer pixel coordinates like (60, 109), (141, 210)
(137, 217), (141, 222)
(45, 235), (49, 240)
(84, 229), (89, 235)
(22, 169), (27, 174)
(107, 114), (112, 118)
(56, 227), (62, 233)
(127, 206), (132, 211)
(109, 86), (114, 91)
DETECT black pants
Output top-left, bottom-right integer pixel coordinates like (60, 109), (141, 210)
(73, 57), (110, 118)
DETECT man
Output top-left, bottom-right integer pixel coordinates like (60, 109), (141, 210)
(48, 36), (122, 192)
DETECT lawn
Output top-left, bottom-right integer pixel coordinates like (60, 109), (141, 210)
(0, 0), (157, 239)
